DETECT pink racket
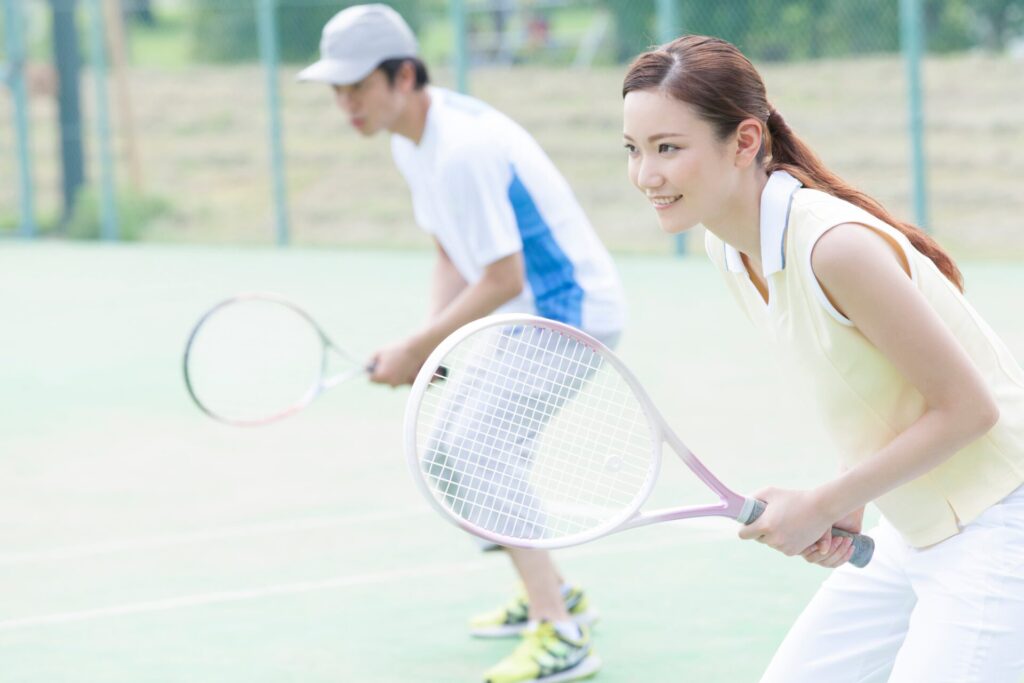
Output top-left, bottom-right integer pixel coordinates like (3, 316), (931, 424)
(404, 314), (873, 567)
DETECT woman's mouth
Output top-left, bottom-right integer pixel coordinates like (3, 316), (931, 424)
(649, 195), (682, 210)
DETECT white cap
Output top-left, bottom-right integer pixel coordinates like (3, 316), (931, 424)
(297, 4), (418, 85)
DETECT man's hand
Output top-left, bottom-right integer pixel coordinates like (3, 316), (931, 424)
(368, 339), (427, 387)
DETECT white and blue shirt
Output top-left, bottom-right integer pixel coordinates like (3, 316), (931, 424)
(391, 87), (626, 337)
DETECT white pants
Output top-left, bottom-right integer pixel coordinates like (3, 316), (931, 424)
(761, 486), (1024, 683)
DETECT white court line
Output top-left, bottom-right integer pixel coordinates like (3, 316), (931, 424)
(0, 506), (726, 566)
(0, 527), (732, 632)
(0, 508), (431, 565)
(0, 560), (486, 631)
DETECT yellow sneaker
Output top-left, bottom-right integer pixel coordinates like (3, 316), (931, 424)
(470, 585), (598, 638)
(482, 622), (601, 683)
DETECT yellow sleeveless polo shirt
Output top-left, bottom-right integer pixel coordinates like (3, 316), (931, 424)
(705, 171), (1024, 547)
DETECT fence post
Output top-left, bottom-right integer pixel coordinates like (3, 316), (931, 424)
(450, 0), (468, 93)
(655, 0), (686, 255)
(655, 0), (679, 44)
(257, 0), (290, 245)
(900, 0), (929, 230)
(86, 0), (120, 240)
(52, 0), (86, 224)
(3, 0), (37, 237)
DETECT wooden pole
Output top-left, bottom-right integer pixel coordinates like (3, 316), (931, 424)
(102, 0), (143, 190)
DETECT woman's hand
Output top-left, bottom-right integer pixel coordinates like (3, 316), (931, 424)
(799, 507), (864, 568)
(738, 487), (839, 559)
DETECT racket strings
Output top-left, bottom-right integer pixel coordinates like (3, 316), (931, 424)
(414, 324), (656, 542)
(184, 297), (346, 424)
(421, 347), (648, 538)
(444, 335), (648, 462)
(430, 344), (648, 498)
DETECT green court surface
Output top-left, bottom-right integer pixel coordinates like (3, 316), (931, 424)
(2, 243), (1023, 682)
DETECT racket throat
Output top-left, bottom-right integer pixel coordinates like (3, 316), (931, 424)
(620, 502), (734, 531)
(322, 365), (367, 389)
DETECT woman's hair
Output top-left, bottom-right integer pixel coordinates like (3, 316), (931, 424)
(623, 35), (963, 291)
(378, 57), (430, 90)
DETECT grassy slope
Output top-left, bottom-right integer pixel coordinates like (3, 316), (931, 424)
(2, 36), (1021, 255)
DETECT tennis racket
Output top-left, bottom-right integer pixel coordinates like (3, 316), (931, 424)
(183, 293), (369, 426)
(404, 314), (874, 567)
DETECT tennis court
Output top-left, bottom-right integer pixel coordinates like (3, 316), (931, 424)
(3, 242), (1023, 682)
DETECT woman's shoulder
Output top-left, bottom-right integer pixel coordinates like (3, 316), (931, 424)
(788, 188), (902, 246)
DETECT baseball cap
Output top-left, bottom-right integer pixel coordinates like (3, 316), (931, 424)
(297, 4), (418, 85)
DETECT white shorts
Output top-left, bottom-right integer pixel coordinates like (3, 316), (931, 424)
(760, 485), (1024, 683)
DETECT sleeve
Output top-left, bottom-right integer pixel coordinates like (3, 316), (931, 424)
(391, 136), (435, 236)
(438, 144), (523, 267)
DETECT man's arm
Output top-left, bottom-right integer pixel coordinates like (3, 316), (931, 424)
(429, 238), (469, 317)
(369, 250), (524, 386)
(371, 142), (526, 387)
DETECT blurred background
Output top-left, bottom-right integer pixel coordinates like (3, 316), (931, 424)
(3, 3), (1024, 681)
(2, 0), (1023, 255)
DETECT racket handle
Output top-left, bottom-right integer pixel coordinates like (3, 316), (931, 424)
(744, 499), (875, 568)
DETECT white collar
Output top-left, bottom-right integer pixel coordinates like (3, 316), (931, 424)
(724, 170), (802, 276)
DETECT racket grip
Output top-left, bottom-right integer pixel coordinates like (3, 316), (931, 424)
(743, 499), (875, 568)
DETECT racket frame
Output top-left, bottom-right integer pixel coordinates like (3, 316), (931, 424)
(403, 314), (761, 550)
(183, 292), (365, 426)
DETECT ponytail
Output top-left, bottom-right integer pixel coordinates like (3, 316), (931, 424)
(765, 108), (963, 291)
(623, 36), (964, 292)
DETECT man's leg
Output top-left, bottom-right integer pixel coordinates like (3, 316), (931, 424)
(482, 546), (600, 683)
(506, 547), (571, 622)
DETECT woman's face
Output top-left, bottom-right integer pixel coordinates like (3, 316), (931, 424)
(623, 89), (737, 234)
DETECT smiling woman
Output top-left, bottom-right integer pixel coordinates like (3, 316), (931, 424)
(620, 34), (1024, 683)
(622, 89), (739, 235)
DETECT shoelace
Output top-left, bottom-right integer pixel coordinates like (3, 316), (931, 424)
(514, 624), (567, 659)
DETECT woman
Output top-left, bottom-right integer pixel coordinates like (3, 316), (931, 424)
(621, 35), (1024, 682)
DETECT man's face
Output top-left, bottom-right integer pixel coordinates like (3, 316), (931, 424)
(332, 69), (407, 137)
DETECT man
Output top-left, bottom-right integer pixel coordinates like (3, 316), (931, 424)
(299, 6), (625, 682)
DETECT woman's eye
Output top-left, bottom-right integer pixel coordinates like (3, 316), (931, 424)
(658, 143), (678, 153)
(623, 144), (637, 155)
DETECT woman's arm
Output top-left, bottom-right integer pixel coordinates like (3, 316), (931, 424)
(740, 223), (999, 557)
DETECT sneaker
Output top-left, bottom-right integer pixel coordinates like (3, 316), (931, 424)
(482, 622), (601, 683)
(469, 585), (598, 638)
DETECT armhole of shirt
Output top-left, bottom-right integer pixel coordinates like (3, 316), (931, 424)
(804, 221), (919, 327)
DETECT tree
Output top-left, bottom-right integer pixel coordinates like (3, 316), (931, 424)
(190, 0), (422, 63)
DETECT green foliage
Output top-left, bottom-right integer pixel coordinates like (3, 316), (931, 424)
(602, 0), (657, 62)
(932, 0), (1024, 50)
(189, 0), (423, 63)
(599, 0), (1023, 63)
(64, 187), (171, 241)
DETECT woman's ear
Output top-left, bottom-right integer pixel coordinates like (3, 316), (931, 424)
(734, 118), (764, 169)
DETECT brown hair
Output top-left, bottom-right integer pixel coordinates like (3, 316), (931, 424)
(623, 35), (963, 291)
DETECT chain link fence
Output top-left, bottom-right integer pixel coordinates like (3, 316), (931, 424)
(2, 0), (1023, 254)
